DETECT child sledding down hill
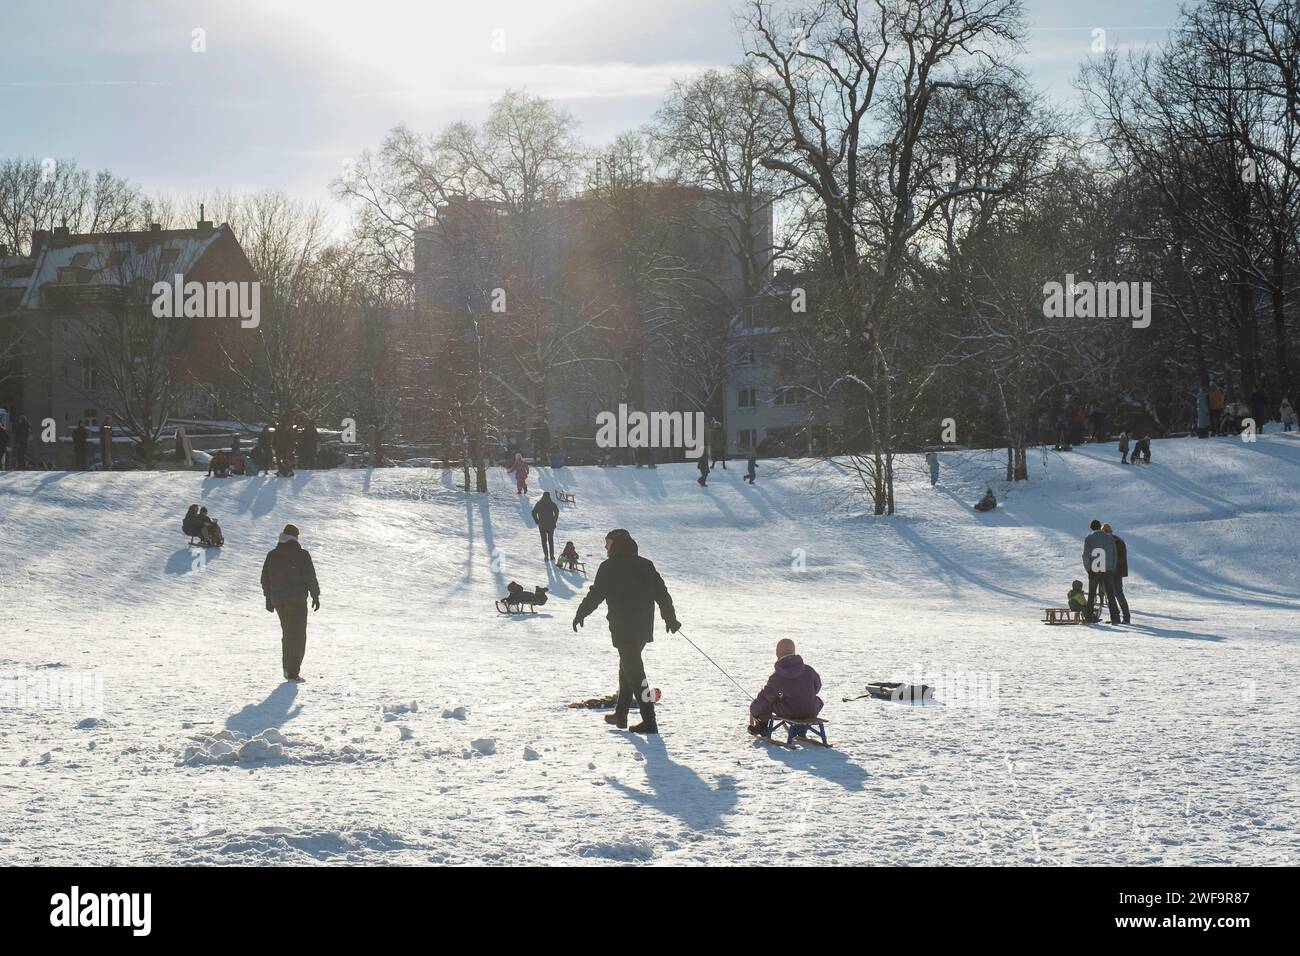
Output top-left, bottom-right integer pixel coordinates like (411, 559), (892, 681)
(557, 541), (581, 570)
(974, 487), (997, 511)
(182, 504), (224, 547)
(501, 581), (548, 608)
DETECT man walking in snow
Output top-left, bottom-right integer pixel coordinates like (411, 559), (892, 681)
(573, 529), (679, 734)
(1082, 519), (1121, 624)
(261, 524), (321, 682)
(926, 450), (939, 486)
(531, 491), (559, 562)
(697, 454), (709, 487)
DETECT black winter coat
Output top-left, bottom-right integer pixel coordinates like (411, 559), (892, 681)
(575, 553), (676, 648)
(1113, 535), (1129, 578)
(261, 541), (320, 606)
(532, 496), (559, 530)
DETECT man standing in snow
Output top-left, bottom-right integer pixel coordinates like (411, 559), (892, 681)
(926, 450), (939, 486)
(531, 491), (559, 562)
(261, 524), (321, 682)
(73, 420), (88, 470)
(1102, 522), (1131, 624)
(572, 529), (679, 734)
(1082, 519), (1120, 624)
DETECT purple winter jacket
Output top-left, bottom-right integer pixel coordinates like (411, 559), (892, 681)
(750, 654), (824, 719)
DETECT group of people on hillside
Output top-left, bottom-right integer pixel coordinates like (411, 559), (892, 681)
(1, 416), (115, 471)
(1196, 382), (1297, 436)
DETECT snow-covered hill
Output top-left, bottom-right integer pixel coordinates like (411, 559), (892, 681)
(1, 435), (1297, 865)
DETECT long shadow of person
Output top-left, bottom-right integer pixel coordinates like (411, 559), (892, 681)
(225, 682), (302, 734)
(604, 733), (738, 831)
(757, 739), (871, 791)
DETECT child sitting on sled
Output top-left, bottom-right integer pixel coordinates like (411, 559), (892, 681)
(501, 581), (547, 607)
(557, 541), (580, 570)
(747, 639), (823, 736)
(974, 487), (997, 512)
(1067, 579), (1095, 622)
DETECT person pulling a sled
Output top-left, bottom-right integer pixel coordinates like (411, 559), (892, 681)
(507, 451), (530, 495)
(974, 487), (997, 512)
(531, 491), (559, 562)
(573, 529), (679, 734)
(747, 639), (823, 737)
(261, 524), (320, 683)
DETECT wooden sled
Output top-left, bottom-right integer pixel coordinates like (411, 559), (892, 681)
(557, 490), (577, 505)
(187, 535), (222, 548)
(754, 715), (831, 748)
(557, 560), (586, 573)
(1043, 607), (1087, 625)
(495, 599), (539, 614)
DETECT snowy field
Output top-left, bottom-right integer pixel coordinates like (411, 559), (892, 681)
(1, 435), (1297, 866)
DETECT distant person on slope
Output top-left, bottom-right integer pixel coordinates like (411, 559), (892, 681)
(1118, 431), (1130, 464)
(1281, 398), (1297, 432)
(709, 420), (727, 470)
(0, 421), (11, 469)
(1208, 383), (1225, 435)
(1083, 519), (1120, 624)
(507, 452), (530, 495)
(1102, 522), (1131, 624)
(73, 420), (89, 470)
(531, 491), (559, 562)
(926, 451), (939, 486)
(697, 454), (709, 487)
(1250, 387), (1268, 434)
(558, 541), (581, 570)
(1196, 388), (1211, 438)
(261, 524), (320, 683)
(745, 452), (757, 484)
(254, 426), (274, 475)
(974, 487), (997, 512)
(14, 415), (30, 468)
(1132, 435), (1151, 464)
(747, 639), (823, 736)
(573, 529), (679, 734)
(99, 417), (113, 470)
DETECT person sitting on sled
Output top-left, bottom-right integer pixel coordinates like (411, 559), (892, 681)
(208, 449), (231, 478)
(1067, 579), (1095, 622)
(747, 639), (823, 736)
(557, 541), (580, 570)
(974, 486), (997, 512)
(198, 506), (224, 546)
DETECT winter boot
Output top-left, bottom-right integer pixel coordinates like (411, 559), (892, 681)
(629, 720), (658, 734)
(604, 712), (628, 729)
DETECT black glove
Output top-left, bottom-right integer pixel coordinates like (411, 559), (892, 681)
(572, 616), (583, 633)
(265, 598), (274, 613)
(312, 596), (321, 612)
(665, 619), (681, 634)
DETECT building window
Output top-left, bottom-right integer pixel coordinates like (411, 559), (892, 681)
(737, 387), (756, 409)
(774, 386), (801, 406)
(81, 358), (99, 391)
(82, 409), (98, 425)
(738, 429), (758, 449)
(736, 346), (755, 366)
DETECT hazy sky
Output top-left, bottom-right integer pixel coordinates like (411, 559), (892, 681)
(2, 0), (1180, 214)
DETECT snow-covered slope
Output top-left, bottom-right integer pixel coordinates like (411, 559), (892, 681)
(1, 435), (1297, 865)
